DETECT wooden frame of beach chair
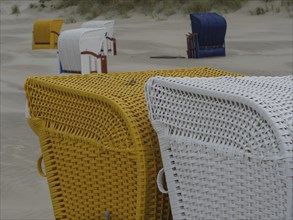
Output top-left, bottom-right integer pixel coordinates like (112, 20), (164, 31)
(81, 20), (117, 56)
(32, 19), (63, 50)
(58, 28), (108, 74)
(186, 33), (198, 58)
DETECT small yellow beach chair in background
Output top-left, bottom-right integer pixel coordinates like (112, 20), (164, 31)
(32, 19), (63, 49)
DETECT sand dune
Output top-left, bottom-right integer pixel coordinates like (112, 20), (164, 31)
(1, 0), (292, 219)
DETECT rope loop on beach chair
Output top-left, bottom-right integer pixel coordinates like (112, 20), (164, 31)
(157, 168), (168, 194)
(37, 155), (46, 177)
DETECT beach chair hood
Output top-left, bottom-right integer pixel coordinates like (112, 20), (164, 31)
(58, 28), (106, 73)
(145, 75), (293, 220)
(188, 13), (226, 58)
(24, 67), (241, 219)
(81, 20), (114, 38)
(190, 12), (226, 47)
(32, 19), (63, 49)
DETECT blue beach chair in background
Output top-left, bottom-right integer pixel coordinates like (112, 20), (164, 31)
(187, 12), (227, 58)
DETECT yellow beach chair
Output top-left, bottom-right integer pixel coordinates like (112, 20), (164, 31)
(32, 19), (63, 49)
(25, 68), (242, 219)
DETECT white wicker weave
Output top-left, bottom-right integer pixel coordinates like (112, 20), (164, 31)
(145, 76), (293, 220)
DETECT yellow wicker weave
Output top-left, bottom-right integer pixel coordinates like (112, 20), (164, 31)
(25, 67), (242, 220)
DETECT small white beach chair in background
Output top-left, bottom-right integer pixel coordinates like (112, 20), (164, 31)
(81, 20), (116, 56)
(145, 76), (293, 220)
(58, 28), (107, 74)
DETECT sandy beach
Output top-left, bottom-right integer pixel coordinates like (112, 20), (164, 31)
(1, 0), (292, 219)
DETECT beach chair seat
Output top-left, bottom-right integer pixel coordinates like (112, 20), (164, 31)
(81, 20), (116, 55)
(58, 28), (107, 74)
(32, 19), (63, 49)
(145, 76), (293, 220)
(25, 67), (241, 219)
(187, 13), (226, 58)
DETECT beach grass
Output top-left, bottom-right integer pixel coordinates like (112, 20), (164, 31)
(35, 0), (293, 19)
(11, 4), (20, 15)
(38, 0), (246, 18)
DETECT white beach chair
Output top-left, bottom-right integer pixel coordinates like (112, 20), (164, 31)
(81, 20), (116, 56)
(145, 76), (293, 220)
(58, 28), (107, 74)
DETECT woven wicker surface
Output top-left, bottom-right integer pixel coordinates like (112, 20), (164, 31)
(25, 67), (241, 220)
(145, 76), (293, 220)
